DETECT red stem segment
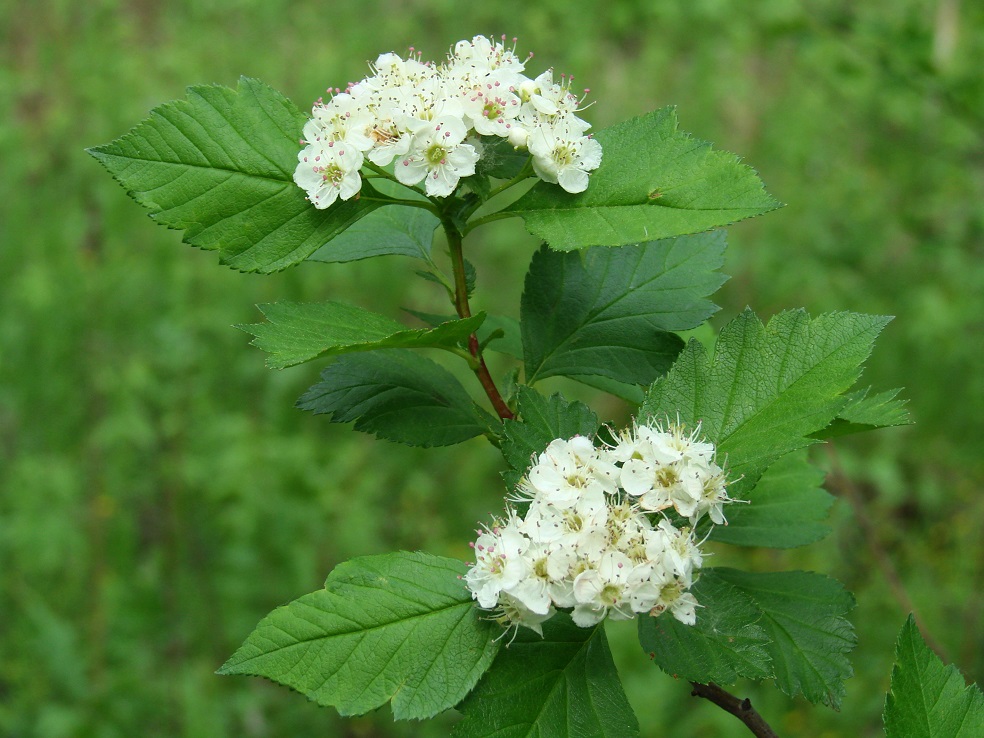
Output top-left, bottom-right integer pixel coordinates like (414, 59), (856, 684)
(689, 682), (779, 738)
(444, 216), (514, 421)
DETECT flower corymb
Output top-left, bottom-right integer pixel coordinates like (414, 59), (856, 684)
(294, 35), (601, 207)
(463, 418), (736, 638)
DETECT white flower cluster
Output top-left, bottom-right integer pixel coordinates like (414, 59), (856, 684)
(464, 420), (735, 637)
(294, 35), (601, 207)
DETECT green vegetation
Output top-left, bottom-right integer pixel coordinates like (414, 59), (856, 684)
(2, 1), (981, 735)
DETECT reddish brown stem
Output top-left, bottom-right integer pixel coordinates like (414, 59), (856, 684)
(690, 682), (779, 738)
(443, 216), (514, 420)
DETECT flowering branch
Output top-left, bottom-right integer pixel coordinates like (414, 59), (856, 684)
(690, 682), (779, 738)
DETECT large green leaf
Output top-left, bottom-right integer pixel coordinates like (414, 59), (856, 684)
(638, 573), (772, 685)
(709, 449), (834, 549)
(217, 552), (499, 720)
(453, 614), (639, 738)
(521, 232), (727, 386)
(240, 301), (484, 368)
(506, 107), (780, 251)
(296, 350), (492, 446)
(500, 387), (599, 488)
(87, 77), (382, 273)
(884, 615), (984, 738)
(713, 568), (856, 708)
(307, 204), (440, 263)
(641, 309), (890, 492)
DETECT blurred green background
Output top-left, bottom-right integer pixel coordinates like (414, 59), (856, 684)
(2, 1), (982, 736)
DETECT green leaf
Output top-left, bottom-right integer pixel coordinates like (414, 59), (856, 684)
(884, 615), (984, 738)
(813, 387), (911, 439)
(709, 450), (834, 549)
(521, 233), (727, 386)
(501, 387), (599, 487)
(641, 309), (890, 492)
(713, 568), (856, 708)
(217, 552), (499, 720)
(87, 77), (382, 273)
(453, 614), (639, 738)
(638, 573), (772, 685)
(507, 108), (779, 251)
(296, 350), (491, 447)
(307, 204), (440, 263)
(240, 301), (484, 369)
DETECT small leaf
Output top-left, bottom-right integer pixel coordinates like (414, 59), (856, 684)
(476, 135), (530, 181)
(712, 568), (857, 708)
(521, 233), (727, 386)
(407, 311), (522, 359)
(884, 615), (984, 738)
(307, 204), (440, 263)
(240, 301), (484, 368)
(641, 309), (890, 493)
(218, 552), (500, 720)
(501, 387), (599, 487)
(813, 387), (911, 439)
(507, 107), (780, 251)
(479, 315), (523, 359)
(296, 350), (491, 447)
(710, 450), (834, 549)
(88, 77), (382, 273)
(453, 614), (639, 738)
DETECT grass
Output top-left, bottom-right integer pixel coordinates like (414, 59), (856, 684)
(1, 1), (982, 735)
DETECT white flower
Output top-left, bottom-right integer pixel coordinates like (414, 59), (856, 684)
(525, 436), (618, 508)
(297, 36), (605, 205)
(651, 581), (700, 626)
(464, 516), (531, 609)
(506, 542), (576, 613)
(306, 93), (374, 152)
(648, 519), (703, 586)
(293, 141), (364, 209)
(466, 417), (732, 637)
(460, 74), (523, 137)
(528, 120), (602, 194)
(395, 116), (479, 197)
(491, 591), (555, 640)
(571, 551), (643, 626)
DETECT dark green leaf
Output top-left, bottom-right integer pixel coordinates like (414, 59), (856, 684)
(713, 568), (856, 708)
(297, 350), (490, 446)
(218, 552), (499, 720)
(638, 573), (772, 685)
(88, 77), (382, 273)
(709, 450), (834, 548)
(453, 614), (639, 738)
(641, 309), (890, 493)
(501, 387), (599, 487)
(813, 387), (911, 439)
(884, 615), (984, 738)
(521, 233), (727, 386)
(240, 301), (484, 368)
(570, 374), (646, 405)
(507, 108), (780, 251)
(307, 205), (439, 263)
